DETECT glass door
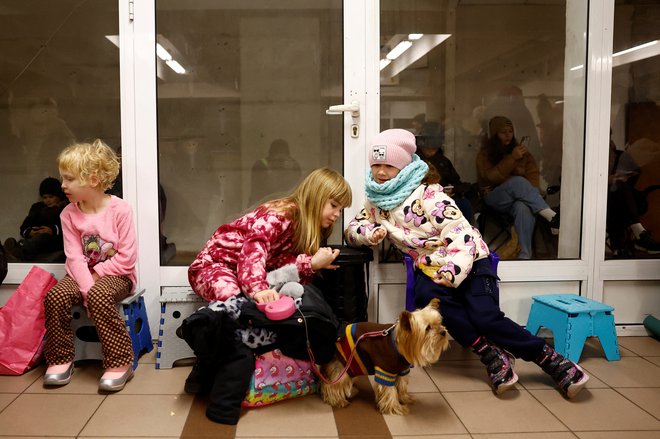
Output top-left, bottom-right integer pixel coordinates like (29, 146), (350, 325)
(154, 0), (355, 267)
(373, 0), (590, 323)
(123, 0), (374, 302)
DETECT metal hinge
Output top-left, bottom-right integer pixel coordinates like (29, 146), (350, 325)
(128, 0), (134, 21)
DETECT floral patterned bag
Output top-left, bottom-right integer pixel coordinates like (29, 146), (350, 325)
(242, 348), (317, 407)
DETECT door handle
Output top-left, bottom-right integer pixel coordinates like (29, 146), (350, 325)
(326, 100), (360, 118)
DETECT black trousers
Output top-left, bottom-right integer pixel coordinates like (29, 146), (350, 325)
(414, 257), (545, 361)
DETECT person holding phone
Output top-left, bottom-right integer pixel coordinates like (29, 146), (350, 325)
(476, 116), (559, 259)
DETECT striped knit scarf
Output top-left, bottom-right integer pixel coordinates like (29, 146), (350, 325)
(365, 155), (429, 211)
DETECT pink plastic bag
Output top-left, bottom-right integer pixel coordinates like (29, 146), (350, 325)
(0, 266), (57, 375)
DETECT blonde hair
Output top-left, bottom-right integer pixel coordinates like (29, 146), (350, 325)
(266, 167), (352, 255)
(57, 139), (120, 191)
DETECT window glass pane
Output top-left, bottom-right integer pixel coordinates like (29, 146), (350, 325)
(156, 1), (343, 266)
(379, 0), (586, 262)
(606, 1), (660, 259)
(0, 1), (120, 263)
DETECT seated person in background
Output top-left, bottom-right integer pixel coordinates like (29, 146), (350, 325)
(4, 177), (67, 262)
(410, 112), (426, 134)
(249, 139), (302, 206)
(416, 121), (474, 222)
(476, 116), (558, 259)
(607, 136), (660, 255)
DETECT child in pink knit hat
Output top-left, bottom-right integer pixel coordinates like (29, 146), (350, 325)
(369, 128), (418, 170)
(344, 128), (589, 399)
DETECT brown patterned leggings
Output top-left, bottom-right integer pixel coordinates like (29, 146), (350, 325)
(44, 275), (134, 369)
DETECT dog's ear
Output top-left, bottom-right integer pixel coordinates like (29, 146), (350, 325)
(428, 298), (441, 310)
(398, 310), (413, 333)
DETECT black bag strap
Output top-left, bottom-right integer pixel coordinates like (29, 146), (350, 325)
(0, 242), (7, 285)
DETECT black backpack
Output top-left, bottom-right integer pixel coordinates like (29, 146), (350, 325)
(239, 284), (340, 364)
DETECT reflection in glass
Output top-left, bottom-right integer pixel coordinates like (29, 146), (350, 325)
(379, 1), (586, 261)
(0, 1), (120, 263)
(156, 1), (343, 266)
(606, 3), (660, 259)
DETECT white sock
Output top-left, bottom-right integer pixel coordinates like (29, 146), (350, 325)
(538, 208), (556, 222)
(630, 223), (645, 239)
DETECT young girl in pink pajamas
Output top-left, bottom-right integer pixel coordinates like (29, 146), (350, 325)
(185, 167), (352, 395)
(43, 139), (137, 392)
(189, 167), (352, 304)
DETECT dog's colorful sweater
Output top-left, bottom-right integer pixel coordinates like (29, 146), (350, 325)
(336, 322), (410, 386)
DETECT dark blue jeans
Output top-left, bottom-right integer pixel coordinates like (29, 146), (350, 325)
(483, 176), (549, 259)
(414, 257), (545, 361)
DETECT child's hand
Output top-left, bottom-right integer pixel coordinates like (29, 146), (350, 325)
(311, 247), (340, 271)
(370, 228), (387, 244)
(253, 289), (280, 304)
(432, 272), (454, 287)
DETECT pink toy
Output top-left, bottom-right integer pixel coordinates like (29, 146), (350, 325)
(257, 295), (295, 320)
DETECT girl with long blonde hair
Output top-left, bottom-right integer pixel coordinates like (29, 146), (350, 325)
(188, 167), (352, 304)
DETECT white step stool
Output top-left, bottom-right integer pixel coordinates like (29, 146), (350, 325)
(157, 287), (208, 369)
(72, 288), (152, 369)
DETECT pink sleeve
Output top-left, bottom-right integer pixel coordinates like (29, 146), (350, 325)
(236, 213), (290, 298)
(93, 204), (137, 279)
(296, 253), (315, 284)
(62, 208), (95, 296)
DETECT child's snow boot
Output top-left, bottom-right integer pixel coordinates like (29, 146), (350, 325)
(535, 344), (589, 398)
(472, 336), (518, 394)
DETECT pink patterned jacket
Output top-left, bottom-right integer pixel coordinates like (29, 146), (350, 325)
(188, 205), (315, 302)
(345, 183), (489, 288)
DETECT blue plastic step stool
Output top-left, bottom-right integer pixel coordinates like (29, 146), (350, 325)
(122, 291), (154, 369)
(526, 294), (620, 362)
(72, 288), (153, 370)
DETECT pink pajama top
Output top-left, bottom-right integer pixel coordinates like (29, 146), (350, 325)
(61, 195), (138, 301)
(188, 205), (315, 302)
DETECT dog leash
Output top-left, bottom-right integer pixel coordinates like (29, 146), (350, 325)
(298, 308), (396, 385)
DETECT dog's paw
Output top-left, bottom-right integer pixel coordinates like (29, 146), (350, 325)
(398, 393), (415, 405)
(379, 402), (409, 415)
(321, 394), (350, 408)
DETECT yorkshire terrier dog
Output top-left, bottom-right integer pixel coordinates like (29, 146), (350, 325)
(320, 298), (449, 415)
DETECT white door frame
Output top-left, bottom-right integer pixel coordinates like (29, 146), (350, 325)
(120, 0), (161, 329)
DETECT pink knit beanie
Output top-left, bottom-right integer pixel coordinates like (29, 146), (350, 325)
(369, 129), (417, 170)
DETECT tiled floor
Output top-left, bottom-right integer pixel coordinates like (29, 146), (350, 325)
(0, 337), (659, 438)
